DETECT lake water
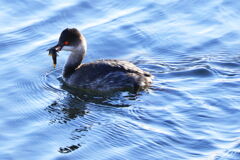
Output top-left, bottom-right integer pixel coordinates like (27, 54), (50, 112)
(0, 0), (240, 159)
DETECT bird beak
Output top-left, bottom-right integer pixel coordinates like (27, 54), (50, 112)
(55, 44), (63, 52)
(49, 43), (63, 52)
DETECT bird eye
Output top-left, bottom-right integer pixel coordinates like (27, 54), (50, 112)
(63, 41), (69, 45)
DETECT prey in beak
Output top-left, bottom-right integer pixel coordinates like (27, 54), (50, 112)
(48, 44), (62, 68)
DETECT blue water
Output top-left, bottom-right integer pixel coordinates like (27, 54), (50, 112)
(0, 0), (240, 159)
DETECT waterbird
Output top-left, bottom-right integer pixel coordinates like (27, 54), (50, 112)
(48, 28), (153, 93)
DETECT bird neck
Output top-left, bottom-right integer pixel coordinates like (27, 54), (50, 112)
(63, 38), (87, 79)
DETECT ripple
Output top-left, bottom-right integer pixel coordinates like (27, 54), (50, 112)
(215, 141), (240, 160)
(42, 68), (65, 93)
(1, 0), (240, 159)
(168, 67), (214, 77)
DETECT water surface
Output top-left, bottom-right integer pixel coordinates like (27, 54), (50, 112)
(0, 0), (240, 159)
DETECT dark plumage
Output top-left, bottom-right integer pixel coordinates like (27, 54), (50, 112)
(67, 59), (152, 92)
(48, 28), (153, 93)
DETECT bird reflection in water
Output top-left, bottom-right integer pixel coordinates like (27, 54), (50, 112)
(45, 94), (89, 153)
(45, 86), (140, 153)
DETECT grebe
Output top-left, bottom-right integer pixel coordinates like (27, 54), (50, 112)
(48, 28), (152, 93)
